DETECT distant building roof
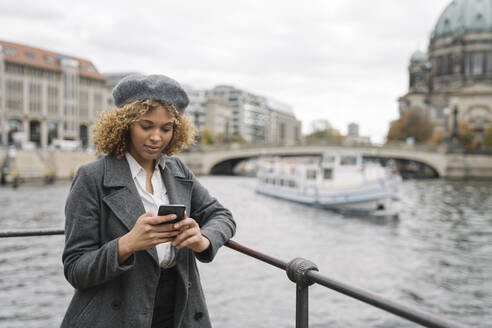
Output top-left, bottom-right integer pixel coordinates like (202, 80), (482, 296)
(265, 98), (295, 116)
(0, 40), (106, 81)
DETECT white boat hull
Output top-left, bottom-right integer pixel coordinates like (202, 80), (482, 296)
(255, 152), (402, 216)
(256, 182), (397, 214)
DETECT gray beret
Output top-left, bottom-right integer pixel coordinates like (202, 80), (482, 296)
(112, 74), (189, 113)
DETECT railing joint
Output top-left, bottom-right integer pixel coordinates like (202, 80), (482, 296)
(286, 257), (319, 287)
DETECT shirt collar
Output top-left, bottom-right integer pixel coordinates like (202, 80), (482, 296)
(125, 152), (167, 179)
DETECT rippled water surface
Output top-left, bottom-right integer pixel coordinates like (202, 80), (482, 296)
(0, 177), (491, 327)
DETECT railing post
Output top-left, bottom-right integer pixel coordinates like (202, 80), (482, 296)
(296, 282), (309, 328)
(286, 258), (319, 328)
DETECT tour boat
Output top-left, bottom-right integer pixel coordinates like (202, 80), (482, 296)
(255, 152), (401, 216)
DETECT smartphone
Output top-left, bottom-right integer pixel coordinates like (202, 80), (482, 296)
(157, 204), (186, 225)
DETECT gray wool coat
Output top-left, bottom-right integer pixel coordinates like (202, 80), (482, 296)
(61, 155), (236, 328)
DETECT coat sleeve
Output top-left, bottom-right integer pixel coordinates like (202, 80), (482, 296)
(62, 164), (135, 290)
(175, 158), (236, 263)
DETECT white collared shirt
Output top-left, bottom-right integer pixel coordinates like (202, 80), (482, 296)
(125, 152), (176, 268)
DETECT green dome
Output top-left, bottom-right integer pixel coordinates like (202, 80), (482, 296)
(431, 0), (492, 40)
(410, 50), (428, 62)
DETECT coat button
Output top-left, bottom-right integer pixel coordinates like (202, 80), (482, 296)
(194, 312), (204, 321)
(111, 300), (122, 311)
(187, 281), (192, 288)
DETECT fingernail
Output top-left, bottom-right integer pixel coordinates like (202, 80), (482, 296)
(174, 223), (179, 229)
(170, 214), (177, 219)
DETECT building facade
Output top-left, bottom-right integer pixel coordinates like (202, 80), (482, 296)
(399, 0), (492, 141)
(204, 85), (301, 144)
(347, 122), (359, 137)
(204, 97), (231, 141)
(265, 98), (301, 145)
(183, 85), (207, 132)
(0, 40), (110, 149)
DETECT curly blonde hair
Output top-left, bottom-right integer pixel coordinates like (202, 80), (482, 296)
(93, 99), (196, 158)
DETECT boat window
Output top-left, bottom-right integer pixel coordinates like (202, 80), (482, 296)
(288, 180), (296, 188)
(340, 156), (357, 166)
(324, 156), (335, 163)
(323, 168), (333, 179)
(280, 179), (284, 186)
(306, 169), (317, 179)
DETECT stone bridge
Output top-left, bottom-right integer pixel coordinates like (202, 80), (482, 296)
(178, 144), (492, 179)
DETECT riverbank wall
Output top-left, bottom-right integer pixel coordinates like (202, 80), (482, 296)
(1, 150), (96, 182)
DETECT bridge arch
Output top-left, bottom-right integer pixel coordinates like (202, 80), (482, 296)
(209, 156), (254, 175)
(188, 145), (447, 178)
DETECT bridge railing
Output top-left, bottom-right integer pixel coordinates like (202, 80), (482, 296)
(185, 141), (445, 154)
(0, 228), (466, 328)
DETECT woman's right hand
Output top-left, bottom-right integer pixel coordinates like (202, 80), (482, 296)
(117, 212), (180, 264)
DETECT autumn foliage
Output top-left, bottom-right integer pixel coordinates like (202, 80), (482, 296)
(483, 122), (492, 147)
(387, 107), (434, 143)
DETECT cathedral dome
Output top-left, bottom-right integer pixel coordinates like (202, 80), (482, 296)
(431, 0), (492, 40)
(410, 50), (428, 63)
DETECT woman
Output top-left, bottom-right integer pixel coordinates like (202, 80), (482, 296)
(61, 74), (236, 328)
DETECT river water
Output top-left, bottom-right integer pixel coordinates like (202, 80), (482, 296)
(0, 177), (490, 328)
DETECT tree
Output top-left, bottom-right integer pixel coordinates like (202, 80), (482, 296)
(428, 131), (444, 146)
(458, 122), (474, 148)
(199, 128), (215, 145)
(387, 107), (434, 143)
(305, 127), (342, 143)
(484, 122), (492, 147)
(230, 132), (247, 144)
(305, 119), (342, 143)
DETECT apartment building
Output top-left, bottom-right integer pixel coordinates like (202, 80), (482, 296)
(183, 85), (207, 132)
(204, 96), (231, 141)
(206, 85), (301, 144)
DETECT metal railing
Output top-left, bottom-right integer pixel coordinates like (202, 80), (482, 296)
(0, 229), (466, 328)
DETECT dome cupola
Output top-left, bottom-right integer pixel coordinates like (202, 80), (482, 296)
(431, 0), (492, 40)
(410, 50), (429, 63)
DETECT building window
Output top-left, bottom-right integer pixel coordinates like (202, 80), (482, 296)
(4, 47), (16, 56)
(409, 73), (416, 87)
(29, 83), (42, 112)
(94, 93), (102, 114)
(25, 51), (35, 59)
(464, 52), (488, 76)
(436, 55), (453, 75)
(341, 156), (357, 166)
(279, 122), (285, 141)
(47, 86), (59, 114)
(486, 52), (492, 73)
(472, 52), (484, 75)
(6, 80), (23, 111)
(5, 63), (24, 74)
(44, 55), (54, 64)
(306, 169), (317, 180)
(79, 90), (89, 119)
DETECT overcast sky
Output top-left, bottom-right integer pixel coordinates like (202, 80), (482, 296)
(0, 0), (452, 142)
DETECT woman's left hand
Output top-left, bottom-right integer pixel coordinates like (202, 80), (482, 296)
(172, 212), (210, 253)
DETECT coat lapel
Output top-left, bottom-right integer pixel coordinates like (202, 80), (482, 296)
(160, 157), (192, 210)
(160, 158), (193, 326)
(101, 156), (159, 265)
